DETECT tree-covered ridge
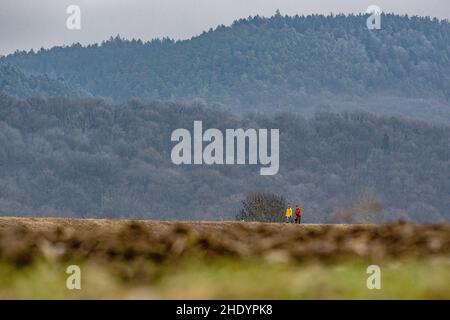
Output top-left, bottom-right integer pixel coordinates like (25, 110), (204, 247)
(0, 93), (448, 222)
(2, 14), (449, 107)
(0, 64), (86, 98)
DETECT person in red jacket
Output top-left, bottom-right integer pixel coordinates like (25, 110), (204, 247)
(294, 205), (302, 224)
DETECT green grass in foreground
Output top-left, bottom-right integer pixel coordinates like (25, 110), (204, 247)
(0, 257), (449, 299)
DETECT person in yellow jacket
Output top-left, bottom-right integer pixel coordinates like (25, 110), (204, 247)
(285, 206), (293, 223)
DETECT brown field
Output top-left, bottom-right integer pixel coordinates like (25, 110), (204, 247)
(1, 217), (449, 264)
(0, 217), (449, 299)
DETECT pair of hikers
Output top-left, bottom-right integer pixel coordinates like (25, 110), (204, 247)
(285, 205), (302, 224)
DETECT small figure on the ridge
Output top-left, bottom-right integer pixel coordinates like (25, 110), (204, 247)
(295, 205), (302, 224)
(285, 206), (293, 223)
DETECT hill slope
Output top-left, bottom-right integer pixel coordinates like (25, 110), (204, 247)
(0, 64), (87, 98)
(0, 93), (448, 222)
(2, 14), (450, 122)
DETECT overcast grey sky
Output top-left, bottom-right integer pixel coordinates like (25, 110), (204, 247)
(1, 0), (449, 56)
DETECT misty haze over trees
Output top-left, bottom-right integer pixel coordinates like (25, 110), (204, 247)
(0, 13), (449, 222)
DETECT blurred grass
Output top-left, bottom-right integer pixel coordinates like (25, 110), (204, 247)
(0, 257), (449, 299)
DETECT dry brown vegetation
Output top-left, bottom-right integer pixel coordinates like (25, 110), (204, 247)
(0, 217), (448, 268)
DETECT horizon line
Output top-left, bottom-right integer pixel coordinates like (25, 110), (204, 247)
(1, 11), (449, 58)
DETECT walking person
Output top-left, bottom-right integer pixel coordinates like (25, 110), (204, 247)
(285, 206), (293, 223)
(295, 205), (302, 224)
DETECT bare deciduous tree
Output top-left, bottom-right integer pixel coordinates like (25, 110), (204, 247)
(237, 192), (286, 222)
(331, 188), (384, 224)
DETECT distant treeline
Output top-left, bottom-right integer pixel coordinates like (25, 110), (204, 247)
(0, 93), (448, 222)
(1, 13), (449, 123)
(0, 64), (86, 98)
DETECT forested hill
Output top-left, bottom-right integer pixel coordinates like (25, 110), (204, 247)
(0, 93), (448, 222)
(0, 64), (86, 98)
(1, 13), (450, 121)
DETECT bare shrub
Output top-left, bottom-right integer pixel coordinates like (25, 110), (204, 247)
(331, 188), (384, 224)
(237, 192), (286, 223)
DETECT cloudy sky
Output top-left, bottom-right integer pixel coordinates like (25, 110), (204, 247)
(1, 0), (449, 56)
